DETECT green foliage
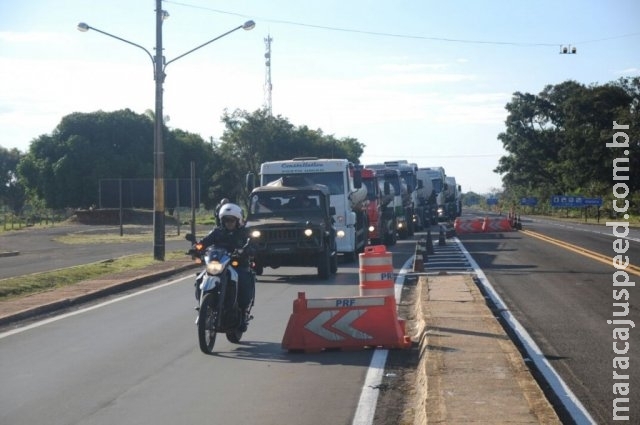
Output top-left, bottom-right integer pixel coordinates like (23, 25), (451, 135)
(0, 146), (26, 213)
(495, 77), (640, 215)
(10, 107), (365, 212)
(16, 109), (215, 209)
(211, 108), (365, 208)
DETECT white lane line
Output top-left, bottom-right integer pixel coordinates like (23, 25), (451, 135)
(0, 276), (188, 339)
(351, 255), (413, 425)
(456, 237), (597, 425)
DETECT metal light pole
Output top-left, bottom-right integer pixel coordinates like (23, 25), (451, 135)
(78, 2), (255, 260)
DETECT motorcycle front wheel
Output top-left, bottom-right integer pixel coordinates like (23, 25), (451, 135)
(226, 328), (243, 343)
(198, 293), (221, 354)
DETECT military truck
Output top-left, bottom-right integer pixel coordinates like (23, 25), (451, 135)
(244, 179), (338, 279)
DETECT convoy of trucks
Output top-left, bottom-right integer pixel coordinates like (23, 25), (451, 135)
(239, 156), (461, 277)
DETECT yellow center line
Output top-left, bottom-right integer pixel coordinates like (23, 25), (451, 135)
(520, 229), (640, 277)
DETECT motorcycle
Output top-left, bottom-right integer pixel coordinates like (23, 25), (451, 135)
(186, 233), (255, 354)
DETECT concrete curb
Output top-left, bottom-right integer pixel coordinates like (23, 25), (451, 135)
(412, 274), (561, 424)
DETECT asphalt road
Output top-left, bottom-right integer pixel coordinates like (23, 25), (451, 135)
(0, 228), (418, 425)
(2, 217), (639, 423)
(0, 224), (201, 279)
(460, 215), (640, 424)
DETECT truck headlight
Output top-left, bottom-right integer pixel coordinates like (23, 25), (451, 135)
(304, 228), (313, 237)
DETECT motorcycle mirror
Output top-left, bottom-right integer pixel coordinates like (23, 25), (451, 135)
(185, 233), (196, 243)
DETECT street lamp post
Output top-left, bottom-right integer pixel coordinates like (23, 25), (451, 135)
(78, 0), (255, 260)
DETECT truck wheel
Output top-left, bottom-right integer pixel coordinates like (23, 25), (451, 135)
(318, 248), (331, 279)
(384, 229), (396, 246)
(330, 254), (338, 274)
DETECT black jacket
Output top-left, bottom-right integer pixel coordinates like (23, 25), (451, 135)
(199, 225), (255, 267)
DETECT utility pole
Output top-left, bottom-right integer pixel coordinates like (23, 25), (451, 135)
(264, 34), (273, 116)
(153, 0), (166, 261)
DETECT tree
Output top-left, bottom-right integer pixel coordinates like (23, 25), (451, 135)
(0, 146), (26, 213)
(495, 78), (639, 212)
(17, 109), (214, 209)
(213, 108), (365, 207)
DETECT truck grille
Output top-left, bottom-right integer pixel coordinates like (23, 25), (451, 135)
(263, 229), (299, 241)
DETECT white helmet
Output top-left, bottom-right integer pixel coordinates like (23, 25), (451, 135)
(218, 203), (243, 225)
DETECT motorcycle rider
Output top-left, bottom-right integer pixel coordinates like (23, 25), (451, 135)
(196, 203), (256, 332)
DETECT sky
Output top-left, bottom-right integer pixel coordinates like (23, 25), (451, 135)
(1, 0), (639, 194)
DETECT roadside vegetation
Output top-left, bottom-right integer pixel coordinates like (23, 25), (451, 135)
(494, 77), (639, 218)
(0, 250), (185, 301)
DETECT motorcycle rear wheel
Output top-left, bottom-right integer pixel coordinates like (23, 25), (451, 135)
(198, 293), (221, 354)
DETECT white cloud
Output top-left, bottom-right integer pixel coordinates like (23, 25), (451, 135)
(615, 67), (640, 75)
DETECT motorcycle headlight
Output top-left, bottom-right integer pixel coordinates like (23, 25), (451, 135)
(250, 229), (261, 238)
(304, 228), (313, 237)
(368, 225), (375, 232)
(336, 229), (346, 238)
(206, 261), (225, 275)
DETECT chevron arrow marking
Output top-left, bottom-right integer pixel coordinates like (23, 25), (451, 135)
(304, 309), (373, 341)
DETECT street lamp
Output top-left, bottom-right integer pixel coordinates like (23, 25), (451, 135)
(78, 1), (255, 261)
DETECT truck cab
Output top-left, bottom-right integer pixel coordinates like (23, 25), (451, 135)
(360, 167), (396, 246)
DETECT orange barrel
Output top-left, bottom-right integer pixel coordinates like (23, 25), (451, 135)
(359, 245), (394, 297)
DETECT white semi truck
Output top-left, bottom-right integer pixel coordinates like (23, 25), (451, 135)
(419, 167), (447, 222)
(255, 158), (368, 261)
(445, 176), (462, 219)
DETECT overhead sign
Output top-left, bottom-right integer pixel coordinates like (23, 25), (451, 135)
(551, 195), (603, 207)
(520, 197), (538, 206)
(486, 198), (499, 206)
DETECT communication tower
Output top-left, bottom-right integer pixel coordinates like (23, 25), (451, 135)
(264, 35), (273, 115)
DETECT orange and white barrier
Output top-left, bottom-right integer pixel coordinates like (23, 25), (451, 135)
(281, 292), (411, 352)
(482, 217), (514, 232)
(359, 245), (394, 297)
(453, 217), (485, 234)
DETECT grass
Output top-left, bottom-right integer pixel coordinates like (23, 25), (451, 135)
(54, 230), (186, 244)
(0, 250), (185, 301)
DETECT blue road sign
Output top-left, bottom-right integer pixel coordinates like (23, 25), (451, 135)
(486, 198), (499, 206)
(520, 197), (538, 206)
(551, 195), (602, 207)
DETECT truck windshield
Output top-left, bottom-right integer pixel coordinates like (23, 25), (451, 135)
(362, 179), (377, 200)
(379, 176), (400, 193)
(432, 178), (443, 192)
(262, 172), (344, 195)
(249, 192), (321, 214)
